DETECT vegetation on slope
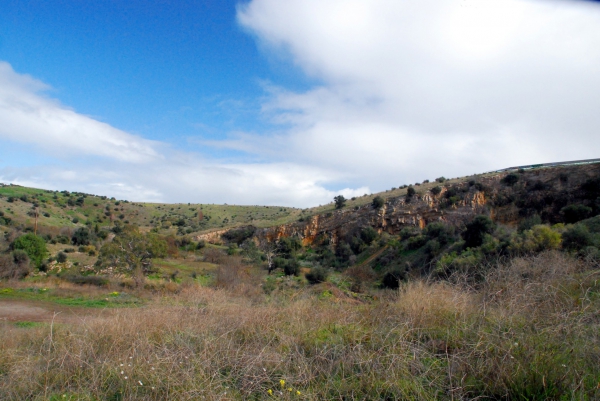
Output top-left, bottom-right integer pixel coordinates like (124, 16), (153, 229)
(0, 166), (600, 399)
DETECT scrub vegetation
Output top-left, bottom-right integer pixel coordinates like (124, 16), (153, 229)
(1, 166), (600, 399)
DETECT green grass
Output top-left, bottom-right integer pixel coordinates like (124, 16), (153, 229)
(0, 287), (142, 308)
(13, 321), (45, 328)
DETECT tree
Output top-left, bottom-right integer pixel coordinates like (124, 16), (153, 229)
(462, 215), (496, 249)
(261, 241), (279, 274)
(561, 204), (592, 224)
(372, 196), (384, 208)
(334, 195), (346, 209)
(11, 234), (48, 268)
(72, 227), (91, 246)
(97, 226), (167, 287)
(502, 173), (519, 186)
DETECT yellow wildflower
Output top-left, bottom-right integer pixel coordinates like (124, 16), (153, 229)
(296, 390), (301, 395)
(267, 389), (273, 396)
(280, 379), (285, 387)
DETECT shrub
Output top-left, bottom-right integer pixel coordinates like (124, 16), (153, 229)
(518, 214), (542, 232)
(0, 254), (31, 279)
(65, 275), (109, 287)
(12, 249), (30, 265)
(381, 267), (406, 289)
(306, 266), (328, 284)
(11, 234), (48, 268)
(283, 259), (300, 276)
(334, 195), (346, 209)
(406, 186), (416, 197)
(360, 227), (378, 245)
(509, 225), (562, 253)
(406, 235), (427, 250)
(435, 177), (446, 183)
(57, 252), (68, 263)
(372, 196), (384, 208)
(502, 173), (519, 186)
(72, 227), (91, 245)
(561, 204), (592, 224)
(431, 186), (442, 195)
(562, 224), (594, 251)
(463, 215), (496, 249)
(425, 222), (455, 245)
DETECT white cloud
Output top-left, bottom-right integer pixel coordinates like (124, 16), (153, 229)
(0, 61), (365, 207)
(3, 0), (600, 208)
(236, 0), (600, 187)
(0, 62), (161, 163)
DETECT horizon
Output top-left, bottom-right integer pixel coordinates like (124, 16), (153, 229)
(1, 0), (600, 207)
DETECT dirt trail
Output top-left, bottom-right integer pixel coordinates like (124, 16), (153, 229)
(354, 245), (389, 269)
(0, 299), (108, 324)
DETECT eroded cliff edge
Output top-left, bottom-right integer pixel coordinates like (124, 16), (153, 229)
(198, 164), (600, 246)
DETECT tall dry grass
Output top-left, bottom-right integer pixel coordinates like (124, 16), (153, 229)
(0, 251), (598, 400)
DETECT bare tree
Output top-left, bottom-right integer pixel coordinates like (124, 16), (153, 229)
(261, 241), (279, 274)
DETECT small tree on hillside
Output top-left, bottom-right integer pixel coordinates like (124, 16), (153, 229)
(334, 195), (347, 209)
(462, 215), (496, 249)
(97, 226), (167, 287)
(372, 196), (385, 209)
(11, 234), (47, 268)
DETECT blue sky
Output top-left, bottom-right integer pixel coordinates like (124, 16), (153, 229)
(1, 1), (298, 143)
(1, 0), (599, 206)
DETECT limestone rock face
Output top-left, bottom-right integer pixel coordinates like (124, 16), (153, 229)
(199, 164), (600, 245)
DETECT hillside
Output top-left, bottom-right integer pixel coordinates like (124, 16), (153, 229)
(1, 161), (600, 399)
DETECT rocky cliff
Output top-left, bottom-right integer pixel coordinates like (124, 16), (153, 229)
(202, 163), (600, 246)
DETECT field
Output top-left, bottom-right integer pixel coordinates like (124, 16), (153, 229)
(0, 251), (599, 400)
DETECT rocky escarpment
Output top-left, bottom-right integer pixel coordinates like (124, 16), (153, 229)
(255, 183), (490, 246)
(203, 163), (600, 246)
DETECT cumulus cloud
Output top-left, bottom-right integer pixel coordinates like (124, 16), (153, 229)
(3, 0), (600, 207)
(0, 62), (161, 163)
(237, 0), (600, 187)
(0, 61), (366, 207)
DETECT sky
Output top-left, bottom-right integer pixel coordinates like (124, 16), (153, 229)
(0, 0), (599, 207)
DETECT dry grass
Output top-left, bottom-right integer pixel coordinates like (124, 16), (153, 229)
(1, 252), (599, 400)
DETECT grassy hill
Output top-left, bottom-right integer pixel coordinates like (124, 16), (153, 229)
(1, 163), (600, 399)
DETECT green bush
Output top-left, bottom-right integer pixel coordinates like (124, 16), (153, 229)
(518, 214), (542, 232)
(372, 196), (384, 208)
(463, 215), (496, 249)
(502, 173), (519, 186)
(11, 234), (48, 268)
(406, 186), (416, 197)
(430, 186), (442, 195)
(562, 224), (594, 251)
(72, 227), (91, 246)
(360, 227), (378, 246)
(425, 222), (455, 245)
(57, 252), (67, 263)
(561, 204), (592, 224)
(509, 225), (562, 253)
(64, 275), (109, 287)
(306, 267), (328, 284)
(283, 259), (300, 276)
(334, 195), (346, 209)
(381, 267), (406, 289)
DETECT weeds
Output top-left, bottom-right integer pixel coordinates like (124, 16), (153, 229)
(0, 252), (598, 399)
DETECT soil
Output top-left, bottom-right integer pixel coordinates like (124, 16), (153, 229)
(0, 299), (105, 323)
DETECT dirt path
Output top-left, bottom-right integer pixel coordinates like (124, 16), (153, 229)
(0, 299), (109, 324)
(354, 245), (389, 269)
